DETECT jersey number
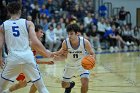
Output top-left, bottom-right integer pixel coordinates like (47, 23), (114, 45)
(12, 26), (20, 37)
(73, 54), (78, 58)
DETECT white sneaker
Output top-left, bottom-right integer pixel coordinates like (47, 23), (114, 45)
(97, 48), (102, 53)
(114, 46), (119, 52)
(109, 47), (114, 52)
(126, 41), (131, 46)
(130, 42), (134, 45)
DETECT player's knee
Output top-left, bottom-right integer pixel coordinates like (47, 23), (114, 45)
(19, 81), (27, 88)
(81, 82), (88, 88)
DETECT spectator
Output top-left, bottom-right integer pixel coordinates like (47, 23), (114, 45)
(61, 0), (71, 11)
(40, 4), (50, 18)
(30, 4), (40, 24)
(92, 14), (98, 26)
(87, 25), (102, 52)
(97, 17), (106, 42)
(83, 0), (94, 12)
(119, 6), (130, 26)
(45, 24), (61, 51)
(46, 0), (57, 14)
(84, 11), (93, 28)
(48, 17), (57, 28)
(132, 26), (140, 50)
(58, 17), (66, 31)
(79, 23), (86, 36)
(104, 25), (127, 52)
(121, 24), (134, 45)
(54, 23), (64, 42)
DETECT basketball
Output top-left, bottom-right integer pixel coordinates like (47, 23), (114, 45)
(81, 55), (96, 70)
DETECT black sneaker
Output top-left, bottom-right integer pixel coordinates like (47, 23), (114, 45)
(64, 81), (75, 93)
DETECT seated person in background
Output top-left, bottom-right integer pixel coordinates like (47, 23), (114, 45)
(104, 25), (127, 52)
(45, 24), (61, 52)
(97, 17), (106, 42)
(86, 24), (102, 52)
(121, 24), (135, 44)
(132, 26), (140, 50)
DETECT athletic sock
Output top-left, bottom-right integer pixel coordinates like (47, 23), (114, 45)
(2, 89), (10, 93)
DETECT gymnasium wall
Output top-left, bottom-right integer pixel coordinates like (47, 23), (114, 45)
(96, 0), (140, 27)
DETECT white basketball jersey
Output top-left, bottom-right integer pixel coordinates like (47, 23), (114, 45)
(3, 19), (30, 51)
(65, 36), (86, 67)
(3, 19), (35, 64)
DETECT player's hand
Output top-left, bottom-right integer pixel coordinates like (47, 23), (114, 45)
(53, 49), (68, 56)
(36, 59), (54, 65)
(62, 49), (68, 56)
(45, 61), (54, 65)
(53, 55), (65, 61)
(88, 54), (96, 60)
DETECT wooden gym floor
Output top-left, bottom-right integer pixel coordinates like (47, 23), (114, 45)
(1, 51), (140, 93)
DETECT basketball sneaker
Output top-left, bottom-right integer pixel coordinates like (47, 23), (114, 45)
(64, 81), (75, 93)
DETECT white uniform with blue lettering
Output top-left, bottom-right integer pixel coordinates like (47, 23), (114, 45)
(63, 36), (89, 82)
(1, 19), (40, 82)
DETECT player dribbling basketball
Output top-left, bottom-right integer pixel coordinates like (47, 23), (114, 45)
(54, 23), (96, 93)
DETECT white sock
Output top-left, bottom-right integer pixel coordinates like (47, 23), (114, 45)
(2, 89), (10, 93)
(34, 79), (49, 93)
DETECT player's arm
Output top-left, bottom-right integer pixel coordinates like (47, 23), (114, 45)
(53, 40), (68, 61)
(36, 59), (54, 65)
(84, 39), (96, 58)
(27, 21), (53, 58)
(0, 25), (4, 68)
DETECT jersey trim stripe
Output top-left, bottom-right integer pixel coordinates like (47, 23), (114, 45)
(25, 20), (29, 33)
(32, 77), (41, 83)
(65, 39), (68, 49)
(83, 37), (86, 50)
(2, 23), (5, 32)
(1, 75), (14, 82)
(80, 73), (89, 77)
(63, 77), (71, 79)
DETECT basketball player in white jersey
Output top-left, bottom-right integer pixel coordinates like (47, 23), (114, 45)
(1, 25), (55, 93)
(0, 2), (53, 93)
(54, 23), (95, 93)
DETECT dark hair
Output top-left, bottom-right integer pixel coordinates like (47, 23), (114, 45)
(35, 25), (43, 32)
(7, 2), (22, 14)
(66, 23), (79, 33)
(48, 24), (54, 29)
